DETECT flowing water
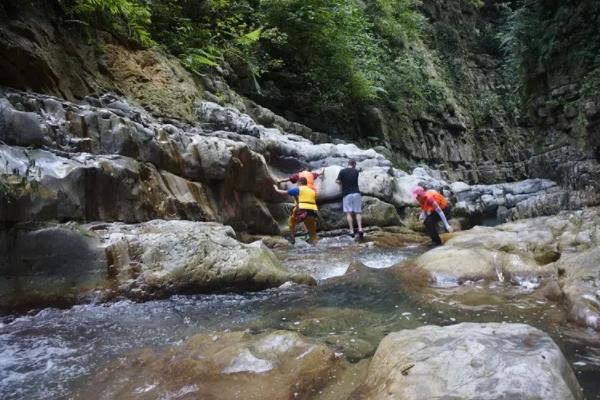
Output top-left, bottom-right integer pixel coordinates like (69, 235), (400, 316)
(1, 236), (599, 399)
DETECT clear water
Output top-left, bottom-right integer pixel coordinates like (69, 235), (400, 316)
(1, 237), (599, 399)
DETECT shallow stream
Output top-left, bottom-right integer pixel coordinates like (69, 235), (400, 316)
(1, 236), (599, 399)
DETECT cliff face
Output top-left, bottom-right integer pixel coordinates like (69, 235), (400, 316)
(0, 0), (597, 206)
(0, 0), (597, 310)
(234, 0), (599, 205)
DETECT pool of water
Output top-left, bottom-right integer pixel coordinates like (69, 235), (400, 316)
(1, 237), (599, 399)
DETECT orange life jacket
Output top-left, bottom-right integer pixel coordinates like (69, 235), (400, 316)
(419, 190), (447, 213)
(299, 170), (317, 194)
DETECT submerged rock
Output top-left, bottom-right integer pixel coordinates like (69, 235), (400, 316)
(352, 323), (583, 400)
(73, 330), (354, 400)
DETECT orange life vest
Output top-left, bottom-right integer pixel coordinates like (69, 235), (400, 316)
(419, 190), (447, 213)
(299, 171), (317, 194)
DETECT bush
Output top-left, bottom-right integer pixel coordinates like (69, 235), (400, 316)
(60, 0), (154, 46)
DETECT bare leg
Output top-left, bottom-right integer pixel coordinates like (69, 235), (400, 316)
(356, 213), (363, 232)
(346, 213), (354, 233)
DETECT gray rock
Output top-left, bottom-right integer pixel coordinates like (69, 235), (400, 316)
(318, 196), (401, 230)
(558, 247), (600, 330)
(354, 323), (583, 400)
(0, 220), (312, 309)
(100, 220), (305, 297)
(402, 208), (600, 291)
(0, 144), (218, 223)
(0, 99), (47, 146)
(0, 223), (107, 310)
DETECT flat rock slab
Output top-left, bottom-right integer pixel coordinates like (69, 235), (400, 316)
(353, 322), (582, 400)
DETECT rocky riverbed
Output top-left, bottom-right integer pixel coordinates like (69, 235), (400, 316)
(1, 220), (600, 400)
(1, 86), (599, 399)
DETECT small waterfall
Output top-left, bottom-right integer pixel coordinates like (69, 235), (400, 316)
(491, 252), (504, 283)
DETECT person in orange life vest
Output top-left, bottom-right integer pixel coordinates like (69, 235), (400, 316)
(273, 177), (318, 245)
(413, 186), (453, 246)
(277, 169), (324, 194)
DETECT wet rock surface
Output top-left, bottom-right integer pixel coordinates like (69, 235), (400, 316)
(0, 223), (107, 310)
(559, 248), (600, 330)
(0, 220), (312, 309)
(353, 323), (583, 400)
(399, 208), (600, 330)
(73, 330), (357, 400)
(0, 88), (574, 237)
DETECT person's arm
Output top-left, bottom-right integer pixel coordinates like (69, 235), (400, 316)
(277, 177), (291, 184)
(273, 184), (288, 195)
(314, 169), (325, 179)
(432, 202), (453, 232)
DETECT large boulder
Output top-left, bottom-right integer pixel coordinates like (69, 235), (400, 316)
(0, 223), (107, 310)
(73, 330), (356, 400)
(100, 220), (313, 298)
(0, 145), (218, 223)
(318, 196), (401, 230)
(406, 226), (558, 287)
(353, 323), (583, 400)
(402, 208), (600, 288)
(558, 247), (600, 330)
(0, 220), (312, 309)
(0, 98), (47, 146)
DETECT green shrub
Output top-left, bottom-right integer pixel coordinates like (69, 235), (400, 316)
(60, 0), (154, 46)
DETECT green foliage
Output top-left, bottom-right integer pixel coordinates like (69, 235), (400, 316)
(149, 0), (266, 76)
(60, 0), (154, 46)
(498, 0), (600, 104)
(384, 47), (447, 115)
(464, 0), (484, 8)
(363, 0), (424, 48)
(260, 0), (380, 107)
(260, 0), (425, 116)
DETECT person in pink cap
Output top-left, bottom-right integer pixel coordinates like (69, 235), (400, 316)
(413, 186), (452, 246)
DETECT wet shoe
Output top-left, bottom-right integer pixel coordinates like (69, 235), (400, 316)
(358, 231), (364, 239)
(348, 231), (355, 238)
(286, 235), (296, 245)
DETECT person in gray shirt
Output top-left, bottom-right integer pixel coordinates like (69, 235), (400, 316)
(336, 159), (363, 238)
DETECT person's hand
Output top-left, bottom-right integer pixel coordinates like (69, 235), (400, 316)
(419, 211), (426, 221)
(273, 184), (279, 191)
(446, 225), (453, 233)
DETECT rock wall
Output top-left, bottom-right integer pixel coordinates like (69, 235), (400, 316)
(0, 0), (597, 311)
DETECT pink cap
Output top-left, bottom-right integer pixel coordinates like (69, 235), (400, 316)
(412, 186), (425, 198)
